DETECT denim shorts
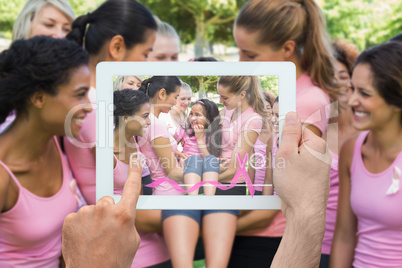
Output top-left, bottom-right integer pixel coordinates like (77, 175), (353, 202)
(183, 155), (220, 177)
(162, 209), (240, 225)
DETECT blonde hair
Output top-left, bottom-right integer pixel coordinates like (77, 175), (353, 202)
(113, 76), (143, 91)
(154, 16), (180, 44)
(218, 76), (267, 117)
(236, 0), (339, 98)
(12, 0), (75, 41)
(180, 81), (192, 93)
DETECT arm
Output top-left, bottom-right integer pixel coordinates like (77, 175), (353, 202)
(330, 138), (358, 268)
(305, 124), (322, 137)
(152, 137), (183, 182)
(218, 130), (259, 182)
(236, 210), (279, 233)
(136, 210), (163, 233)
(271, 112), (331, 268)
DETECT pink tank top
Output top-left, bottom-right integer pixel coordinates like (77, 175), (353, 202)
(0, 137), (79, 267)
(351, 131), (402, 267)
(253, 138), (266, 191)
(113, 154), (129, 195)
(321, 150), (339, 254)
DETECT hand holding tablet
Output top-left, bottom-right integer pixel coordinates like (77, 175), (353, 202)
(62, 112), (332, 267)
(62, 156), (142, 268)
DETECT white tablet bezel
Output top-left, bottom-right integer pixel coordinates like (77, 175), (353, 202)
(96, 62), (295, 209)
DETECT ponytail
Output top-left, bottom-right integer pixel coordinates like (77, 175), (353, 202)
(138, 76), (181, 98)
(67, 13), (92, 47)
(66, 0), (156, 55)
(298, 0), (338, 99)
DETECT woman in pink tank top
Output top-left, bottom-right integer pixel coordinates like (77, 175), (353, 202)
(0, 37), (91, 267)
(331, 42), (402, 267)
(113, 89), (172, 267)
(319, 39), (361, 268)
(234, 0), (339, 138)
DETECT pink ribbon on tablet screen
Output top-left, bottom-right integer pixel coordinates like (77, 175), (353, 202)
(145, 152), (256, 197)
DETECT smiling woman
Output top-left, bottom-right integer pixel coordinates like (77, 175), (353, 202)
(12, 0), (75, 41)
(0, 36), (90, 267)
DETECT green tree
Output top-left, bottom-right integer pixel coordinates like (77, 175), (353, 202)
(323, 0), (400, 50)
(139, 0), (248, 57)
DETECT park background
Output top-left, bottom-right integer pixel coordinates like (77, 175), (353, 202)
(2, 0), (399, 99)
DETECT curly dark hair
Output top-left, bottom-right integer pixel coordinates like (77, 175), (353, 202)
(183, 99), (222, 157)
(332, 39), (360, 77)
(114, 89), (149, 127)
(0, 36), (88, 124)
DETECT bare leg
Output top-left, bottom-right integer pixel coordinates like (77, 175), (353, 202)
(202, 171), (218, 195)
(184, 172), (201, 195)
(202, 213), (237, 268)
(163, 215), (199, 268)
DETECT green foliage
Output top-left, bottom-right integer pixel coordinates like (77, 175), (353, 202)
(259, 76), (278, 96)
(323, 0), (401, 50)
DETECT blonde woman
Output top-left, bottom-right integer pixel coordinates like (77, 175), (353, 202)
(12, 0), (75, 41)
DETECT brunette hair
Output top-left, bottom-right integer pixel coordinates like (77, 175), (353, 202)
(218, 76), (267, 117)
(67, 0), (156, 56)
(236, 0), (339, 98)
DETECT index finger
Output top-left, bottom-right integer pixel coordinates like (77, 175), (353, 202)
(118, 156), (142, 214)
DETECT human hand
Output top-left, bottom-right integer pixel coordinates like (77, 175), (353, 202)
(194, 124), (205, 141)
(218, 158), (230, 173)
(62, 156), (142, 268)
(273, 112), (331, 219)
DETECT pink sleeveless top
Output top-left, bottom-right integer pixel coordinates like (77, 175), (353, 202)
(351, 131), (402, 267)
(0, 137), (79, 267)
(253, 138), (266, 191)
(321, 150), (339, 254)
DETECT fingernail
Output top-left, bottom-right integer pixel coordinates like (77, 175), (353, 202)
(285, 112), (297, 125)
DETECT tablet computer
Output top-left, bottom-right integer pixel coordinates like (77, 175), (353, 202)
(96, 62), (295, 209)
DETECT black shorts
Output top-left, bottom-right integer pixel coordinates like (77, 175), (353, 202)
(228, 235), (282, 268)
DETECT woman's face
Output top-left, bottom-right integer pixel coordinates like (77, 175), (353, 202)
(42, 65), (92, 138)
(217, 84), (242, 111)
(126, 102), (151, 137)
(29, 5), (72, 39)
(189, 104), (207, 129)
(124, 30), (156, 61)
(122, 76), (142, 90)
(348, 64), (399, 131)
(147, 35), (179, 61)
(234, 26), (285, 62)
(175, 88), (192, 112)
(160, 86), (180, 113)
(335, 61), (352, 108)
(265, 99), (272, 119)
